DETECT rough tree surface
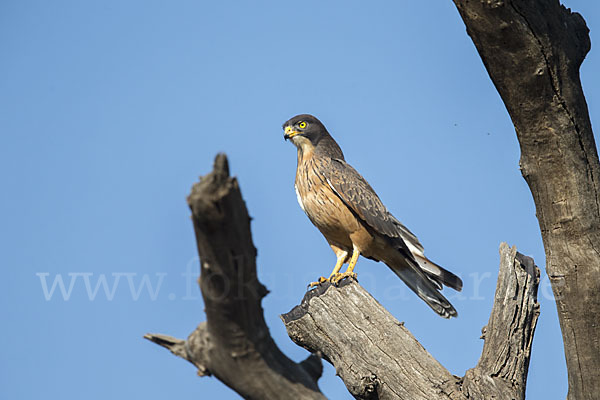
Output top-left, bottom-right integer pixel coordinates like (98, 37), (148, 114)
(283, 243), (540, 400)
(452, 1), (600, 398)
(145, 154), (325, 400)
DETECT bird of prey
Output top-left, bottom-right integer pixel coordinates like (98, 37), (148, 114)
(283, 114), (463, 318)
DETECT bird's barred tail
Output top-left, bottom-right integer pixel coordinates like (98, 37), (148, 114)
(388, 261), (458, 318)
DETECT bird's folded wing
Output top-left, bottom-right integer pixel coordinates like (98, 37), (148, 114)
(319, 158), (401, 239)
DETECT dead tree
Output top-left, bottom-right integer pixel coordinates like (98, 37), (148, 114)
(452, 1), (600, 399)
(145, 154), (325, 399)
(146, 154), (540, 399)
(145, 1), (598, 399)
(283, 244), (539, 399)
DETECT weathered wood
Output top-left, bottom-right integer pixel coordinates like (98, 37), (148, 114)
(283, 243), (539, 400)
(145, 154), (325, 400)
(284, 280), (456, 400)
(461, 243), (540, 400)
(452, 1), (600, 398)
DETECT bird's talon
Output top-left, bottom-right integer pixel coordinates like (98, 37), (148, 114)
(308, 276), (328, 288)
(330, 272), (357, 286)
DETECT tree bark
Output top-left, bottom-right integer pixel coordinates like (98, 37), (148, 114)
(283, 243), (540, 400)
(451, 1), (600, 398)
(145, 154), (325, 400)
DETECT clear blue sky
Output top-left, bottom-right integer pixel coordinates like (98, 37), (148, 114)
(1, 1), (598, 399)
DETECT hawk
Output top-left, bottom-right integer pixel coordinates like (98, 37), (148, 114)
(283, 114), (462, 318)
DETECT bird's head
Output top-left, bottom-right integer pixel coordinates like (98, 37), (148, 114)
(282, 114), (345, 159)
(283, 114), (327, 146)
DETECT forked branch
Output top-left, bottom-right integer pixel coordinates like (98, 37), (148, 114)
(145, 154), (539, 400)
(282, 243), (539, 400)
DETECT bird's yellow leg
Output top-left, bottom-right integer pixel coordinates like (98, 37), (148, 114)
(331, 247), (360, 285)
(328, 253), (346, 278)
(346, 247), (360, 273)
(309, 249), (348, 288)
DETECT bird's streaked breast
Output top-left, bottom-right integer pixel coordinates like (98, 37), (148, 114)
(295, 157), (362, 248)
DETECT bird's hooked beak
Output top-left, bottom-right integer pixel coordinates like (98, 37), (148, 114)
(284, 126), (300, 141)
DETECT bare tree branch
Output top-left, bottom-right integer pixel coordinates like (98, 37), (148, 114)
(282, 243), (539, 400)
(145, 154), (325, 400)
(451, 1), (600, 398)
(462, 244), (540, 400)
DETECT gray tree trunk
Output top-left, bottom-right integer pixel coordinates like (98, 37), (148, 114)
(451, 1), (600, 398)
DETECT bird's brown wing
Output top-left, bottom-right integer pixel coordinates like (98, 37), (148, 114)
(321, 158), (431, 263)
(319, 158), (460, 317)
(319, 158), (404, 239)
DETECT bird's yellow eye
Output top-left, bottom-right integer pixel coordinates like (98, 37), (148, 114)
(298, 121), (307, 129)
